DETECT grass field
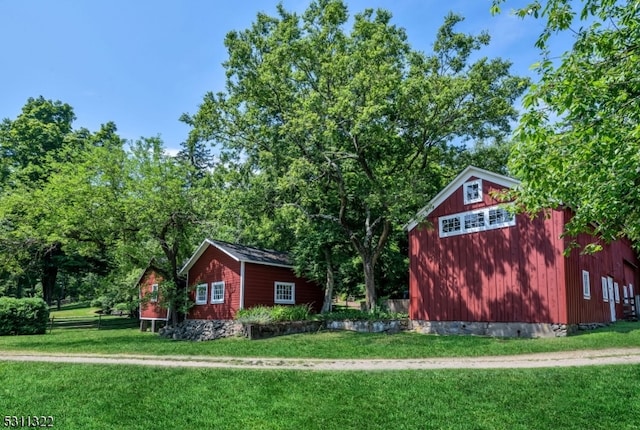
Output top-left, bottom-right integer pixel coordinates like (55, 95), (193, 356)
(0, 321), (639, 358)
(49, 302), (101, 318)
(1, 362), (639, 430)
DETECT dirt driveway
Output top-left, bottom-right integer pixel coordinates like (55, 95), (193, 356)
(2, 348), (640, 371)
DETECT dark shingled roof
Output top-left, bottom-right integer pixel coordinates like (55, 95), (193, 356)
(178, 238), (293, 276)
(208, 239), (292, 267)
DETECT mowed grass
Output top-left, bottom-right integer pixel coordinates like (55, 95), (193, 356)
(49, 303), (101, 318)
(0, 321), (639, 358)
(1, 362), (639, 430)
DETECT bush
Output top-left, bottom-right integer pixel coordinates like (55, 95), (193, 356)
(0, 297), (49, 335)
(235, 305), (312, 324)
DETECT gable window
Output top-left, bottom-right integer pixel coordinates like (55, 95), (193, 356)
(274, 282), (295, 304)
(150, 283), (159, 303)
(582, 271), (591, 299)
(601, 276), (608, 302)
(440, 216), (461, 234)
(488, 208), (514, 226)
(464, 212), (485, 230)
(211, 281), (225, 304)
(439, 205), (516, 238)
(463, 180), (482, 205)
(195, 283), (208, 305)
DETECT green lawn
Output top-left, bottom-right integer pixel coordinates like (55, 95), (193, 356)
(0, 321), (639, 359)
(1, 362), (638, 430)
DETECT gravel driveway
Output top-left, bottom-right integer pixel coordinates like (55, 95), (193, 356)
(2, 348), (640, 371)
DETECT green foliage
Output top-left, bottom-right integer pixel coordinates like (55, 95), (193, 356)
(494, 1), (640, 247)
(0, 297), (49, 335)
(189, 0), (527, 310)
(235, 305), (312, 324)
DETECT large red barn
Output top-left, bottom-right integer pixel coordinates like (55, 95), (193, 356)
(406, 166), (639, 337)
(179, 239), (323, 320)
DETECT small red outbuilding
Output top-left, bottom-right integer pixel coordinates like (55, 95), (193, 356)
(179, 239), (323, 320)
(137, 265), (169, 331)
(406, 166), (639, 337)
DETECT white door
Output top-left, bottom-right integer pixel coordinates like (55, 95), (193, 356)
(607, 277), (616, 322)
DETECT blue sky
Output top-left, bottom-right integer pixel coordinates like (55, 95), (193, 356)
(0, 1), (566, 153)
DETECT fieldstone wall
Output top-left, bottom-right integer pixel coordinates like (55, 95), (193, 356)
(159, 320), (241, 341)
(325, 319), (410, 334)
(411, 320), (577, 338)
(243, 321), (323, 340)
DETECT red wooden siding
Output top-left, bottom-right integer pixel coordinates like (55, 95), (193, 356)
(139, 270), (168, 320)
(410, 178), (568, 324)
(563, 208), (640, 323)
(187, 245), (241, 320)
(243, 263), (323, 314)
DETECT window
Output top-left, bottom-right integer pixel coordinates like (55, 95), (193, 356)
(150, 283), (159, 303)
(614, 282), (620, 303)
(440, 216), (461, 234)
(195, 283), (208, 305)
(582, 271), (591, 299)
(464, 212), (485, 230)
(211, 281), (225, 304)
(488, 208), (514, 226)
(274, 282), (295, 304)
(601, 276), (608, 302)
(438, 205), (516, 238)
(463, 180), (482, 204)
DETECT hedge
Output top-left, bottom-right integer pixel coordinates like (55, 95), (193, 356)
(0, 297), (49, 335)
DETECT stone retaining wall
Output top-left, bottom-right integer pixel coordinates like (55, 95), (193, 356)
(159, 320), (241, 341)
(411, 320), (579, 338)
(325, 319), (409, 334)
(243, 321), (323, 340)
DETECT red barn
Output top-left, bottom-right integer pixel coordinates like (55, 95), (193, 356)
(406, 166), (639, 337)
(179, 239), (323, 320)
(137, 265), (169, 332)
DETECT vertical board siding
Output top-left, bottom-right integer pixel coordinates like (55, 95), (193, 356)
(139, 269), (169, 320)
(410, 178), (567, 324)
(187, 245), (241, 320)
(243, 264), (324, 314)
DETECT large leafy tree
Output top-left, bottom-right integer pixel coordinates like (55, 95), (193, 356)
(190, 0), (527, 309)
(493, 0), (640, 246)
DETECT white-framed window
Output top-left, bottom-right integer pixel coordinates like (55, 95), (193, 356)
(211, 281), (225, 304)
(274, 282), (295, 304)
(488, 207), (514, 226)
(614, 282), (620, 303)
(601, 276), (609, 302)
(150, 283), (159, 303)
(464, 211), (485, 230)
(439, 205), (516, 238)
(440, 216), (461, 234)
(195, 283), (208, 305)
(582, 271), (591, 299)
(463, 179), (483, 205)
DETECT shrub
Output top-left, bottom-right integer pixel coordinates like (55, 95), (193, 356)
(235, 305), (312, 324)
(0, 297), (49, 335)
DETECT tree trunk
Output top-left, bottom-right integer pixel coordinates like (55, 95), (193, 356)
(363, 257), (377, 311)
(41, 264), (58, 306)
(321, 246), (334, 313)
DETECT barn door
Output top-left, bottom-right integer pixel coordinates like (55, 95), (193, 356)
(607, 277), (616, 322)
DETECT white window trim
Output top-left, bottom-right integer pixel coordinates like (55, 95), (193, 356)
(601, 276), (608, 302)
(463, 179), (483, 205)
(274, 281), (295, 304)
(210, 281), (225, 304)
(582, 271), (591, 300)
(195, 283), (208, 305)
(150, 283), (159, 303)
(439, 205), (516, 238)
